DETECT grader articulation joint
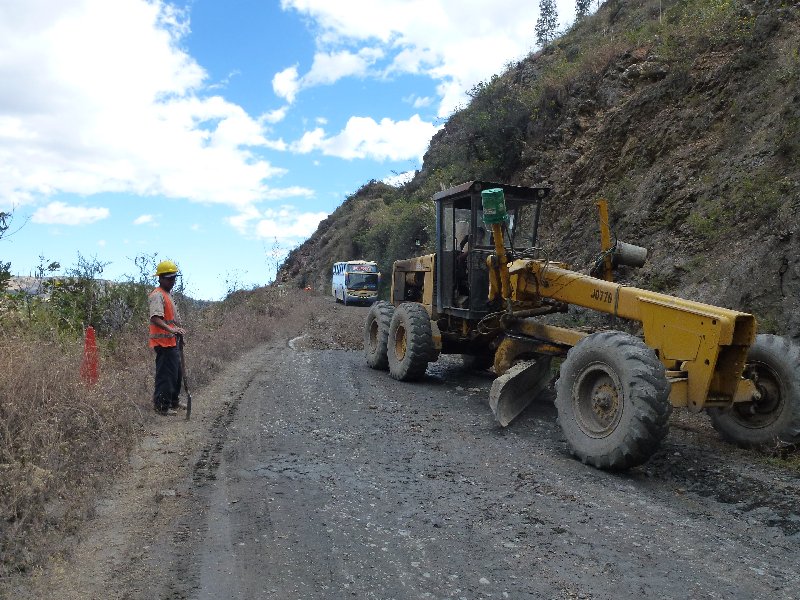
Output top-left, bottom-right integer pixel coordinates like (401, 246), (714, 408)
(364, 181), (800, 470)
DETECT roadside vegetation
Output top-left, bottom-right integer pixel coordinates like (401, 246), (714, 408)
(0, 255), (309, 579)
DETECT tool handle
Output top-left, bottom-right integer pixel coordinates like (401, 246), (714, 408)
(177, 334), (192, 420)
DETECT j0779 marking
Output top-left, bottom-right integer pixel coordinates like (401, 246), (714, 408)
(591, 289), (613, 303)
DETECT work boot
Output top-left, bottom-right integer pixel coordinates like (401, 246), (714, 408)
(154, 392), (170, 415)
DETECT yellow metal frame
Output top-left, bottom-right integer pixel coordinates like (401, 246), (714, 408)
(499, 259), (756, 410)
(596, 199), (614, 282)
(390, 253), (442, 354)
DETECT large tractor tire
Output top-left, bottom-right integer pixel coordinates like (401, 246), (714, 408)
(708, 334), (800, 448)
(555, 331), (671, 470)
(364, 301), (395, 370)
(387, 302), (434, 381)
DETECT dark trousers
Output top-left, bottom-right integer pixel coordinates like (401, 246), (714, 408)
(153, 345), (182, 410)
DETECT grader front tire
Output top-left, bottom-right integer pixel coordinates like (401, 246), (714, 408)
(388, 303), (433, 381)
(555, 331), (671, 470)
(708, 334), (800, 448)
(364, 301), (395, 370)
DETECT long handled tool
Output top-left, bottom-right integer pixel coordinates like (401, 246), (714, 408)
(177, 334), (192, 420)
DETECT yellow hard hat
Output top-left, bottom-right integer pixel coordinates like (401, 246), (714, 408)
(154, 259), (179, 277)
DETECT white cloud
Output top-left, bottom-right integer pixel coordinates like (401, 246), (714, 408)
(290, 115), (439, 162)
(383, 170), (415, 187)
(263, 106), (289, 124)
(0, 0), (288, 210)
(207, 69), (240, 90)
(134, 214), (155, 225)
(304, 49), (381, 86)
(272, 66), (301, 103)
(227, 205), (261, 233)
(227, 204), (328, 241)
(280, 0), (578, 116)
(292, 128), (327, 155)
(274, 48), (384, 104)
(255, 209), (328, 240)
(32, 201), (110, 225)
(409, 95), (433, 109)
(262, 186), (316, 201)
(263, 138), (289, 152)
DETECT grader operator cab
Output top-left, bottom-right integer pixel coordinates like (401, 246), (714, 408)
(364, 181), (800, 470)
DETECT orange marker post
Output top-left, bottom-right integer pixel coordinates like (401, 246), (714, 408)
(80, 326), (99, 386)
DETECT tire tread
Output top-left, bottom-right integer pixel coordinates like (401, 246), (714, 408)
(709, 334), (800, 447)
(363, 301), (394, 370)
(555, 330), (671, 470)
(388, 303), (433, 381)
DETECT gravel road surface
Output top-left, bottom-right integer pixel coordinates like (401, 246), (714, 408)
(16, 296), (800, 600)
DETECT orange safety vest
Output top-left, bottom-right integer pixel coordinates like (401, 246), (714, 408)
(148, 287), (178, 348)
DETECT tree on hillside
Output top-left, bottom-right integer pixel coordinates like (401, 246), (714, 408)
(536, 0), (559, 48)
(576, 0), (592, 20)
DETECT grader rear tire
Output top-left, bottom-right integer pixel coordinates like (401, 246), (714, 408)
(364, 301), (394, 370)
(555, 331), (671, 470)
(708, 334), (800, 448)
(388, 302), (433, 381)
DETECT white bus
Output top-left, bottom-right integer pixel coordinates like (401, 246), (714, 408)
(332, 260), (380, 306)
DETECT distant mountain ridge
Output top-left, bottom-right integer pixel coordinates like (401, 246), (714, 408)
(277, 0), (800, 340)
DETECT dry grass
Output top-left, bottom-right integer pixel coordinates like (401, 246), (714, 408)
(0, 336), (141, 573)
(0, 285), (312, 579)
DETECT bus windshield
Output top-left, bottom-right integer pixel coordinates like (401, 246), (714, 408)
(346, 272), (379, 290)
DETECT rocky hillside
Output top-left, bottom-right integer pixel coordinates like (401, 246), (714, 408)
(277, 0), (800, 340)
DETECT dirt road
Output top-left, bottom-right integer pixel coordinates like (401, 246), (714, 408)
(15, 295), (800, 599)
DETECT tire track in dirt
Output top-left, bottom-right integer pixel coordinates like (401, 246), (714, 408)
(191, 368), (261, 485)
(161, 355), (271, 600)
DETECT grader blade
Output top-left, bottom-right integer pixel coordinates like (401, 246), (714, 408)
(489, 357), (552, 427)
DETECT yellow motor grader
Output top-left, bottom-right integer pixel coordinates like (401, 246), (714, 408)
(363, 181), (800, 470)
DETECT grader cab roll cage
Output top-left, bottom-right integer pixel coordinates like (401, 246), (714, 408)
(434, 181), (547, 320)
(392, 181), (549, 321)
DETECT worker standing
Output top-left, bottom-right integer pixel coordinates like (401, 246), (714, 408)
(148, 260), (187, 415)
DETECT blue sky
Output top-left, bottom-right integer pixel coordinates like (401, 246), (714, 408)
(0, 0), (582, 300)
